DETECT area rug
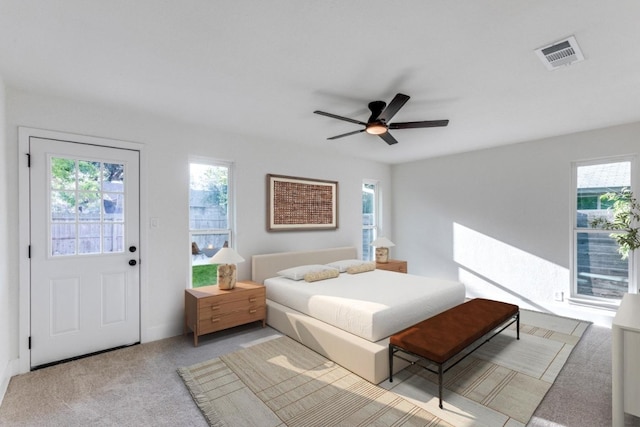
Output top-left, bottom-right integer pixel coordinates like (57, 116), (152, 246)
(178, 310), (590, 427)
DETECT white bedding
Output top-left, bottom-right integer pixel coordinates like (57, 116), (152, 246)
(265, 269), (465, 342)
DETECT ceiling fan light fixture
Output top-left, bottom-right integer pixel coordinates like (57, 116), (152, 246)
(366, 123), (387, 135)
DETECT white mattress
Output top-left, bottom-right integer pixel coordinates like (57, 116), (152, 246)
(265, 269), (465, 342)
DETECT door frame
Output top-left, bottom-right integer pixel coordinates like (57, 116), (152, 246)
(18, 127), (148, 374)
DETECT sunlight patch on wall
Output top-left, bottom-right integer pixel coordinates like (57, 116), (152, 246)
(453, 223), (569, 306)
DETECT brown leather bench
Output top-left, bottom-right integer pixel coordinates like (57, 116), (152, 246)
(389, 298), (519, 409)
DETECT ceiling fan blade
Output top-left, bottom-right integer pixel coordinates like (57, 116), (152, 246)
(377, 93), (410, 122)
(314, 110), (366, 126)
(389, 119), (449, 129)
(327, 129), (366, 140)
(379, 131), (399, 145)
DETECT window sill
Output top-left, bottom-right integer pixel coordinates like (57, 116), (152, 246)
(567, 296), (620, 311)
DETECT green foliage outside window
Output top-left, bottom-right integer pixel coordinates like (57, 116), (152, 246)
(51, 158), (124, 208)
(591, 188), (640, 260)
(191, 165), (228, 214)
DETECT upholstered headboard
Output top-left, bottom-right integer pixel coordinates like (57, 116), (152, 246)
(251, 246), (358, 284)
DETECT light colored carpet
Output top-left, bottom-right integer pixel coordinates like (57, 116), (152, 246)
(179, 310), (590, 427)
(0, 323), (281, 426)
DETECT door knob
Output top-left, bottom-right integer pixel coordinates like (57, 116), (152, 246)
(129, 259), (137, 266)
(129, 246), (137, 253)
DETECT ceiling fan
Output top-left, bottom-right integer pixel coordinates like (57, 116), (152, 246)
(314, 93), (449, 145)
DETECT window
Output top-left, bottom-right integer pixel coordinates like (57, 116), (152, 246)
(50, 157), (125, 256)
(362, 180), (378, 261)
(572, 159), (634, 301)
(189, 161), (233, 288)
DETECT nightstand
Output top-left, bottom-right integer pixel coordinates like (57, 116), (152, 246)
(184, 281), (266, 346)
(376, 259), (407, 273)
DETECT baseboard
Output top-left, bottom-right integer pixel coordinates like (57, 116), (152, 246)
(0, 358), (17, 407)
(143, 322), (183, 343)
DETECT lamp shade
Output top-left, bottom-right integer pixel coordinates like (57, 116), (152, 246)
(209, 247), (245, 265)
(371, 237), (395, 247)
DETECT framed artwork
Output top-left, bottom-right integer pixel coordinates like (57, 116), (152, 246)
(267, 174), (338, 231)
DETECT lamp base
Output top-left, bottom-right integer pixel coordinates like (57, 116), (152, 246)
(375, 247), (389, 263)
(217, 264), (237, 290)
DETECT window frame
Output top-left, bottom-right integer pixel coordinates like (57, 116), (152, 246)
(570, 155), (638, 306)
(48, 156), (126, 257)
(362, 179), (379, 261)
(188, 158), (235, 288)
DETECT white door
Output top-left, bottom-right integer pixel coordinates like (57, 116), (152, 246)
(29, 137), (140, 368)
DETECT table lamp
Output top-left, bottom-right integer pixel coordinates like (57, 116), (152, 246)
(371, 237), (395, 263)
(209, 247), (245, 289)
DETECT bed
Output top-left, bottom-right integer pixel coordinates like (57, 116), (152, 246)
(251, 246), (465, 384)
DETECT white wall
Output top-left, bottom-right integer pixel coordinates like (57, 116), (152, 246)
(392, 122), (640, 325)
(0, 77), (13, 403)
(3, 88), (391, 372)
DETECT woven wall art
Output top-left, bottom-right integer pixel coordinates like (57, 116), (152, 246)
(267, 174), (338, 231)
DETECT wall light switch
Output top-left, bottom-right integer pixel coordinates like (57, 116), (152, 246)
(150, 217), (160, 228)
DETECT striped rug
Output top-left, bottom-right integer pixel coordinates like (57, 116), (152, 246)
(178, 310), (590, 426)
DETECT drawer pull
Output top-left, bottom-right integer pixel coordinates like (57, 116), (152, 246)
(248, 297), (256, 303)
(211, 317), (220, 323)
(249, 309), (257, 314)
(210, 305), (220, 311)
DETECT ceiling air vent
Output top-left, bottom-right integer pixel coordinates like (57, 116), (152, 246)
(535, 36), (584, 71)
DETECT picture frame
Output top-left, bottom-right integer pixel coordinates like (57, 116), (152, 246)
(267, 174), (338, 231)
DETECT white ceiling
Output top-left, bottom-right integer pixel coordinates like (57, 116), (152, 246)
(1, 1), (640, 164)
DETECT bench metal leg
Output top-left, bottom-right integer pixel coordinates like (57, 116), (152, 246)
(388, 344), (394, 382)
(438, 364), (444, 409)
(516, 312), (520, 340)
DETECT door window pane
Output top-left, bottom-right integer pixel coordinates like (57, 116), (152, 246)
(51, 223), (76, 256)
(51, 158), (76, 190)
(103, 223), (124, 252)
(103, 193), (124, 222)
(77, 160), (100, 192)
(103, 163), (124, 191)
(78, 223), (101, 254)
(51, 191), (76, 222)
(78, 193), (101, 221)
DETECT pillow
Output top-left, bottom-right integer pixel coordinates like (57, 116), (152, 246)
(346, 262), (376, 274)
(304, 268), (340, 282)
(326, 259), (371, 273)
(277, 264), (338, 281)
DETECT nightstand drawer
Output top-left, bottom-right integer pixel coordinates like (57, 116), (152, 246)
(198, 306), (266, 335)
(198, 297), (264, 320)
(197, 288), (265, 313)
